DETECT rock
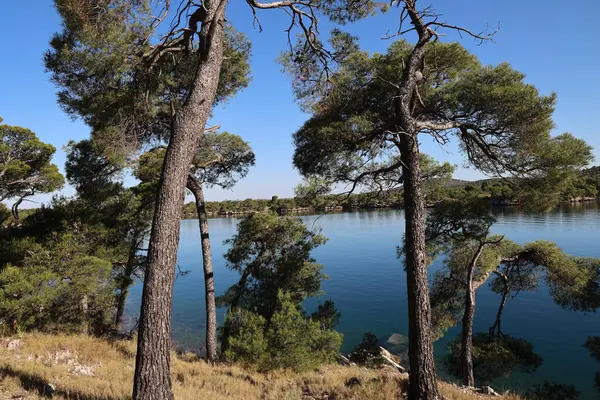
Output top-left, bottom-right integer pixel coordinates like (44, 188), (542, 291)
(479, 386), (500, 396)
(337, 354), (356, 367)
(50, 349), (76, 364)
(7, 339), (21, 350)
(385, 333), (408, 346)
(45, 383), (56, 396)
(69, 364), (96, 376)
(344, 377), (361, 388)
(379, 333), (409, 368)
(379, 346), (406, 373)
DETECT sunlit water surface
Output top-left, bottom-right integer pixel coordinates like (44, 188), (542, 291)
(125, 201), (600, 398)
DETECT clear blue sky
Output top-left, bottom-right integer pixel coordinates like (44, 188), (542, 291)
(2, 1), (599, 206)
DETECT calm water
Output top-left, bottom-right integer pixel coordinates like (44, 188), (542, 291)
(124, 202), (600, 399)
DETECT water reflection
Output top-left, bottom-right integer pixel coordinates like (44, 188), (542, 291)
(125, 201), (600, 399)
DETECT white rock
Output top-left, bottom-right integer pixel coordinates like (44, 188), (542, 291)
(480, 386), (500, 396)
(386, 333), (408, 346)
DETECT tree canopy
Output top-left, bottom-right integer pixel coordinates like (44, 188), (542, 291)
(287, 34), (592, 208)
(219, 212), (342, 371)
(0, 122), (64, 207)
(218, 212), (328, 318)
(46, 2), (252, 154)
(135, 131), (255, 190)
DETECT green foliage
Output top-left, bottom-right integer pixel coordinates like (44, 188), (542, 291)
(0, 203), (9, 226)
(560, 174), (598, 201)
(585, 336), (600, 394)
(263, 292), (342, 371)
(1, 136), (153, 334)
(218, 212), (328, 319)
(524, 381), (580, 400)
(221, 214), (341, 371)
(294, 177), (332, 211)
(0, 123), (64, 202)
(586, 336), (600, 361)
(285, 32), (592, 211)
(65, 139), (124, 201)
(0, 227), (116, 334)
(349, 332), (385, 368)
(192, 131), (255, 189)
(425, 197), (506, 338)
(224, 291), (342, 371)
(548, 257), (600, 312)
(310, 299), (341, 330)
(46, 0), (252, 153)
(135, 131), (255, 192)
(223, 308), (269, 366)
(428, 271), (465, 341)
(426, 196), (496, 252)
(445, 334), (542, 384)
(425, 195), (596, 353)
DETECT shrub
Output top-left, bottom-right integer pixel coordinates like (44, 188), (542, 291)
(224, 291), (342, 371)
(524, 381), (579, 400)
(445, 333), (542, 384)
(349, 332), (385, 368)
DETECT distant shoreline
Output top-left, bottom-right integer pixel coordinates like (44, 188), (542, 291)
(181, 197), (600, 220)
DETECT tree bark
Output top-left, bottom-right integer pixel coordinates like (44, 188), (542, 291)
(460, 245), (485, 387)
(394, 16), (441, 395)
(392, 3), (441, 397)
(11, 190), (33, 221)
(116, 226), (148, 331)
(81, 295), (89, 335)
(186, 176), (218, 362)
(115, 245), (137, 330)
(489, 271), (509, 339)
(398, 127), (441, 400)
(115, 279), (132, 331)
(132, 2), (228, 399)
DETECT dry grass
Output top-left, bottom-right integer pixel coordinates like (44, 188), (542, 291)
(0, 334), (520, 400)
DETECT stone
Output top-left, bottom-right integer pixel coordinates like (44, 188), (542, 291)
(344, 377), (361, 388)
(385, 333), (408, 346)
(69, 364), (96, 376)
(337, 354), (356, 367)
(6, 339), (21, 350)
(379, 346), (406, 373)
(480, 386), (500, 396)
(45, 383), (56, 396)
(380, 333), (409, 362)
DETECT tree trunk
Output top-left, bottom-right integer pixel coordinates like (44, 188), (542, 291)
(115, 238), (140, 330)
(11, 190), (33, 221)
(81, 295), (89, 335)
(115, 275), (134, 331)
(187, 176), (218, 362)
(132, 3), (228, 399)
(220, 266), (254, 353)
(398, 128), (441, 400)
(392, 6), (441, 395)
(461, 293), (475, 386)
(460, 246), (484, 388)
(116, 230), (146, 330)
(489, 272), (509, 339)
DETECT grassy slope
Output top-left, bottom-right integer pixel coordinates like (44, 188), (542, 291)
(0, 334), (519, 400)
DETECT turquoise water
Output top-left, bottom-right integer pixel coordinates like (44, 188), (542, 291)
(124, 202), (600, 399)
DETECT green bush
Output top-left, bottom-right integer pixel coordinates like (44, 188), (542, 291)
(445, 333), (542, 384)
(310, 299), (341, 330)
(224, 291), (342, 371)
(0, 229), (116, 334)
(223, 308), (269, 366)
(524, 381), (579, 400)
(349, 332), (385, 368)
